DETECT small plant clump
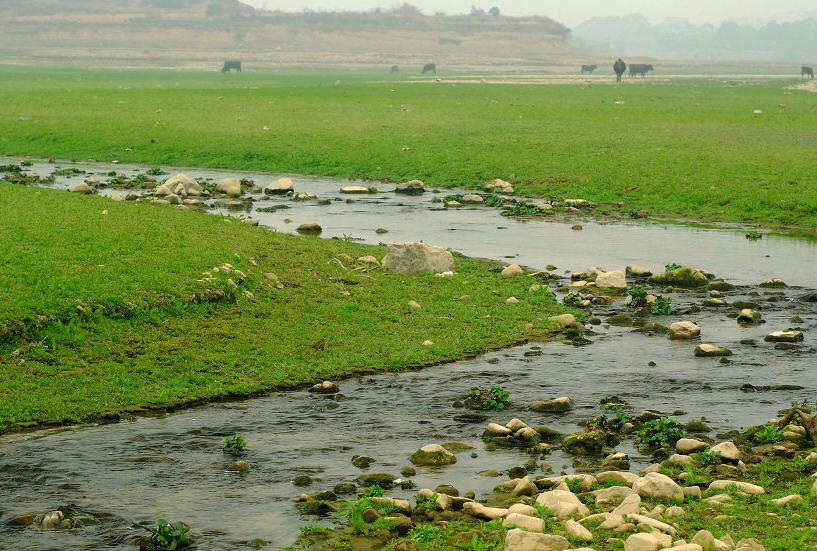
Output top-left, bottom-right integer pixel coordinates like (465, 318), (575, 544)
(650, 296), (672, 315)
(690, 449), (722, 466)
(745, 230), (762, 240)
(140, 519), (191, 551)
(500, 202), (551, 217)
(562, 293), (583, 307)
(335, 485), (398, 536)
(636, 417), (685, 450)
(664, 263), (683, 271)
(627, 287), (648, 308)
(752, 424), (786, 444)
(222, 434), (247, 453)
(468, 386), (510, 411)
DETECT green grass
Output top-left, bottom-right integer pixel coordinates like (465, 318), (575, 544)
(0, 183), (571, 430)
(2, 67), (817, 227)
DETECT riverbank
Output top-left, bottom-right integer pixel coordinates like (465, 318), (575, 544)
(0, 181), (573, 432)
(2, 69), (817, 229)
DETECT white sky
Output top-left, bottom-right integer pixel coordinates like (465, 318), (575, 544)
(243, 1), (817, 27)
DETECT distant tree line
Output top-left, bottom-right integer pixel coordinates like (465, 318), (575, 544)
(572, 14), (817, 62)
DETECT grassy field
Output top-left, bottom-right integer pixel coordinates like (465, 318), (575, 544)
(1, 67), (816, 228)
(0, 183), (571, 431)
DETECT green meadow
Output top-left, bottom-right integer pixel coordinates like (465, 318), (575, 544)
(1, 67), (815, 430)
(1, 67), (816, 227)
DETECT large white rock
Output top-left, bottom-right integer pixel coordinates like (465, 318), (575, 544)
(669, 321), (701, 340)
(596, 470), (640, 487)
(632, 472), (684, 501)
(595, 270), (627, 289)
(610, 493), (641, 516)
(564, 519), (592, 541)
(462, 501), (508, 520)
(708, 480), (765, 495)
(265, 177), (294, 194)
(624, 533), (660, 551)
(504, 529), (570, 551)
(156, 173), (203, 196)
(502, 512), (545, 532)
(217, 177), (242, 196)
(626, 513), (676, 535)
(595, 485), (635, 509)
(535, 490), (590, 519)
(711, 441), (741, 462)
(381, 242), (455, 274)
(676, 438), (710, 454)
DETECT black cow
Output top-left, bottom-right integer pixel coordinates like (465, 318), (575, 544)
(389, 65), (400, 74)
(802, 66), (814, 79)
(628, 63), (654, 78)
(613, 59), (626, 82)
(421, 63), (436, 75)
(221, 60), (242, 73)
(581, 64), (598, 74)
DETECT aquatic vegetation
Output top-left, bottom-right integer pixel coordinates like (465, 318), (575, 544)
(222, 434), (247, 453)
(650, 296), (673, 315)
(627, 287), (648, 308)
(636, 417), (684, 449)
(468, 386), (510, 411)
(752, 424), (786, 444)
(141, 519), (191, 551)
(745, 230), (762, 240)
(690, 449), (722, 466)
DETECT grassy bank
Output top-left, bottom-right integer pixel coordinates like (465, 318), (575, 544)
(0, 183), (571, 431)
(1, 68), (816, 227)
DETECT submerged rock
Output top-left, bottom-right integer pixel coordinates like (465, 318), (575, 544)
(410, 444), (457, 466)
(694, 344), (732, 357)
(649, 267), (710, 287)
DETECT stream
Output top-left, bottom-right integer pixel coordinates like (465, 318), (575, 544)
(1, 159), (815, 549)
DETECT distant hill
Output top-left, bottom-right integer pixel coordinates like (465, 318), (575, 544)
(0, 0), (581, 72)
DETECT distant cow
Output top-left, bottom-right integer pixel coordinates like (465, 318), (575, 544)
(390, 65), (400, 74)
(613, 59), (626, 82)
(581, 64), (598, 74)
(628, 63), (654, 78)
(802, 66), (814, 78)
(421, 63), (436, 75)
(221, 60), (242, 73)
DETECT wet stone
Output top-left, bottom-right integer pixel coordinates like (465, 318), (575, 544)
(352, 455), (375, 469)
(764, 330), (804, 343)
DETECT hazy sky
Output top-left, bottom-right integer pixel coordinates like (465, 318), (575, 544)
(242, 1), (816, 27)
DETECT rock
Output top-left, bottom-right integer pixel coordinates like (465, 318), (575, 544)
(595, 270), (627, 289)
(296, 222), (322, 233)
(711, 441), (741, 462)
(265, 177), (294, 194)
(483, 178), (514, 194)
(623, 533), (660, 551)
(293, 191), (317, 201)
(504, 529), (570, 551)
(759, 278), (787, 288)
(735, 539), (767, 551)
(381, 242), (454, 274)
(691, 530), (720, 551)
(626, 264), (652, 278)
(708, 480), (764, 495)
(410, 444), (457, 466)
(548, 314), (576, 325)
(511, 476), (539, 497)
(462, 502), (508, 520)
(530, 397), (573, 413)
(502, 512), (545, 532)
(340, 185), (370, 194)
(764, 330), (803, 343)
(308, 381), (339, 394)
(351, 455), (374, 469)
(227, 460), (250, 472)
(561, 430), (606, 455)
(155, 173), (203, 196)
(676, 438), (709, 454)
(595, 485), (636, 509)
(737, 309), (762, 324)
(694, 344), (732, 357)
(649, 267), (710, 287)
(565, 519), (592, 541)
(627, 513), (676, 535)
(769, 494), (801, 505)
(70, 182), (94, 194)
(632, 472), (684, 501)
(460, 194), (484, 204)
(611, 493), (641, 516)
(217, 177), (242, 196)
(672, 545), (704, 551)
(535, 490), (590, 519)
(667, 453), (698, 467)
(669, 321), (701, 340)
(395, 180), (425, 194)
(707, 279), (735, 291)
(501, 264), (524, 276)
(683, 486), (702, 499)
(606, 313), (633, 326)
(596, 471), (640, 487)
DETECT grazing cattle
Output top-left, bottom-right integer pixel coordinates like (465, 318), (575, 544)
(390, 65), (400, 74)
(628, 63), (654, 78)
(221, 60), (242, 73)
(802, 66), (814, 78)
(613, 58), (626, 82)
(581, 64), (598, 74)
(421, 63), (436, 75)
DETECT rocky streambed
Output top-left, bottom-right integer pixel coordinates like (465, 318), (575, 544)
(0, 159), (815, 550)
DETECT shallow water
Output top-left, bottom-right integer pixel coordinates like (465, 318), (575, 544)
(1, 159), (816, 549)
